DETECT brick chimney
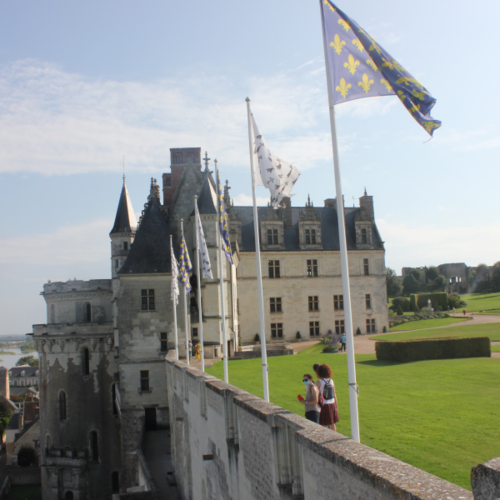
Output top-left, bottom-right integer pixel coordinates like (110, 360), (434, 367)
(163, 148), (202, 207)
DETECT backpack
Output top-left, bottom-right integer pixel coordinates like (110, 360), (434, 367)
(317, 387), (324, 408)
(323, 379), (335, 401)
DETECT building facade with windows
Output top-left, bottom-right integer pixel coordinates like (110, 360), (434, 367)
(31, 148), (388, 498)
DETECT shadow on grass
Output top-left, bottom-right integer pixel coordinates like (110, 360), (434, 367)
(356, 359), (403, 367)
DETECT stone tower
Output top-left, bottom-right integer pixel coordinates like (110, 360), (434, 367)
(110, 178), (137, 278)
(0, 367), (9, 400)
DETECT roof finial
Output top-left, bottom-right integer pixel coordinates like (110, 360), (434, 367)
(364, 187), (367, 196)
(203, 151), (211, 171)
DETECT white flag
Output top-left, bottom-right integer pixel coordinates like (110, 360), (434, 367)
(195, 203), (213, 279)
(170, 238), (180, 305)
(251, 114), (300, 208)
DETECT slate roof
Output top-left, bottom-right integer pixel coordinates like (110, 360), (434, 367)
(196, 175), (217, 215)
(9, 367), (39, 378)
(14, 418), (39, 442)
(10, 387), (38, 397)
(110, 180), (138, 235)
(232, 206), (384, 252)
(119, 196), (172, 274)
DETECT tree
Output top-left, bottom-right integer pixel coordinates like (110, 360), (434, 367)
(0, 401), (13, 435)
(386, 268), (403, 298)
(426, 266), (439, 281)
(18, 446), (36, 466)
(410, 269), (422, 282)
(403, 274), (420, 295)
(16, 356), (38, 367)
(435, 275), (447, 292)
(397, 305), (404, 316)
(491, 262), (500, 292)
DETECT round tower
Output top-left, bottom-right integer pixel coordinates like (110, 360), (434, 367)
(110, 177), (137, 278)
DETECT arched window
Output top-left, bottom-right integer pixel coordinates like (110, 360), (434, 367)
(82, 349), (90, 376)
(111, 471), (120, 493)
(90, 431), (99, 462)
(50, 304), (56, 324)
(65, 492), (74, 500)
(84, 303), (92, 322)
(20, 380), (25, 387)
(111, 384), (118, 416)
(27, 379), (31, 386)
(59, 391), (67, 421)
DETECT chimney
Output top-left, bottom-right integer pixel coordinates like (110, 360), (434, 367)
(0, 367), (9, 400)
(324, 199), (336, 208)
(24, 401), (36, 421)
(163, 148), (202, 207)
(359, 190), (374, 221)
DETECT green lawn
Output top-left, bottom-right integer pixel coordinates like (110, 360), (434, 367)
(207, 343), (500, 490)
(475, 309), (500, 316)
(7, 485), (42, 500)
(491, 345), (500, 352)
(373, 323), (500, 342)
(390, 317), (467, 331)
(460, 293), (500, 312)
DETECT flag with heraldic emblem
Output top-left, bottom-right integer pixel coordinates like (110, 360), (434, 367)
(320, 0), (441, 135)
(170, 238), (180, 305)
(178, 229), (192, 294)
(216, 172), (233, 265)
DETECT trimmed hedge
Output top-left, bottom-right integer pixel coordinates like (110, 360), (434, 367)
(375, 336), (491, 363)
(410, 292), (448, 311)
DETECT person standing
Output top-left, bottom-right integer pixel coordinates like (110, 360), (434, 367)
(463, 309), (466, 316)
(188, 339), (193, 361)
(317, 364), (339, 431)
(340, 333), (346, 352)
(299, 374), (321, 423)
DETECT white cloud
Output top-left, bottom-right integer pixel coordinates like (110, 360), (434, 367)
(378, 218), (500, 271)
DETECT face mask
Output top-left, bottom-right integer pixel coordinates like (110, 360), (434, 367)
(304, 380), (310, 386)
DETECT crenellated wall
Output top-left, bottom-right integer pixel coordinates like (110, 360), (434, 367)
(166, 356), (474, 500)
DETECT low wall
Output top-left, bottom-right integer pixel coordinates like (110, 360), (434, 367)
(471, 457), (500, 500)
(8, 466), (41, 485)
(166, 357), (473, 500)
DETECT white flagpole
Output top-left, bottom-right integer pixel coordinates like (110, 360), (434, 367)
(319, 1), (360, 442)
(181, 218), (190, 366)
(170, 235), (179, 361)
(246, 97), (270, 402)
(214, 159), (229, 383)
(194, 196), (205, 372)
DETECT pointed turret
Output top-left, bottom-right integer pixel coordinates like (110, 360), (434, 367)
(196, 174), (217, 215)
(110, 179), (138, 278)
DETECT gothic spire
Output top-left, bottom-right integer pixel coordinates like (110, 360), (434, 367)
(110, 178), (138, 235)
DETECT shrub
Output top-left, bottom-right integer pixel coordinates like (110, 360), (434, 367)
(448, 294), (461, 308)
(376, 337), (490, 362)
(322, 344), (339, 353)
(411, 292), (448, 311)
(296, 331), (301, 340)
(421, 307), (431, 314)
(356, 327), (362, 335)
(397, 305), (404, 316)
(254, 333), (260, 342)
(18, 446), (36, 466)
(382, 326), (387, 333)
(391, 297), (411, 312)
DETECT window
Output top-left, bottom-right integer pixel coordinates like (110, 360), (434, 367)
(123, 242), (128, 250)
(335, 320), (345, 334)
(334, 295), (344, 310)
(364, 259), (369, 276)
(361, 229), (367, 244)
(268, 260), (280, 279)
(46, 435), (52, 452)
(141, 289), (155, 310)
(115, 259), (119, 269)
(90, 431), (99, 462)
(307, 259), (318, 277)
(82, 348), (90, 376)
(305, 229), (317, 245)
(112, 384), (118, 416)
(59, 391), (66, 421)
(84, 303), (91, 322)
(271, 323), (283, 338)
(365, 294), (372, 309)
(140, 371), (150, 392)
(192, 327), (198, 338)
(366, 319), (376, 333)
(308, 296), (319, 311)
(50, 304), (55, 324)
(309, 321), (320, 337)
(270, 297), (282, 313)
(267, 229), (278, 245)
(160, 332), (168, 352)
(111, 471), (120, 494)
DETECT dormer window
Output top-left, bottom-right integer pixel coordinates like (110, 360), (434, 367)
(267, 229), (278, 245)
(361, 229), (367, 244)
(305, 229), (317, 245)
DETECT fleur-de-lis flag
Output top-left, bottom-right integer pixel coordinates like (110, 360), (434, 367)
(216, 172), (233, 265)
(321, 0), (441, 136)
(178, 229), (192, 294)
(170, 238), (180, 305)
(195, 203), (213, 279)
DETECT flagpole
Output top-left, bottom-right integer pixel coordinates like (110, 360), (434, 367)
(194, 196), (205, 372)
(214, 159), (229, 383)
(181, 218), (190, 366)
(246, 97), (270, 403)
(170, 235), (179, 361)
(319, 1), (360, 442)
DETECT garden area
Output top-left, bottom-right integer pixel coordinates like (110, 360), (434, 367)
(207, 339), (500, 491)
(6, 485), (42, 500)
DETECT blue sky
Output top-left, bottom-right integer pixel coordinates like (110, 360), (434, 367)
(0, 0), (499, 335)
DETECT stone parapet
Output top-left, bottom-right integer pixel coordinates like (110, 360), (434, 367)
(471, 457), (500, 500)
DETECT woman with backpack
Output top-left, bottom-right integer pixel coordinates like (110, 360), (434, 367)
(317, 364), (339, 431)
(299, 374), (321, 423)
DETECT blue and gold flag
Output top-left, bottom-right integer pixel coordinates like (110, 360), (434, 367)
(321, 0), (441, 136)
(178, 230), (192, 294)
(216, 172), (233, 265)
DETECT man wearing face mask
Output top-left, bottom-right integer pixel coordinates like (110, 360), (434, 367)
(299, 373), (321, 423)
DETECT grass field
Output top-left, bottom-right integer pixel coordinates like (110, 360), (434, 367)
(390, 317), (467, 331)
(491, 345), (500, 352)
(6, 485), (42, 500)
(475, 309), (500, 316)
(207, 343), (500, 490)
(373, 323), (500, 342)
(460, 293), (500, 312)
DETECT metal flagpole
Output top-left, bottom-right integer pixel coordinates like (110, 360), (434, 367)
(319, 1), (360, 442)
(181, 218), (190, 366)
(214, 159), (229, 383)
(170, 235), (179, 361)
(194, 196), (205, 372)
(245, 97), (270, 402)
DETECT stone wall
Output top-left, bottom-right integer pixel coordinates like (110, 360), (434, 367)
(8, 467), (41, 485)
(166, 356), (473, 500)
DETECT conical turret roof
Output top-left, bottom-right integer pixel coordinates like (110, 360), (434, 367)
(119, 196), (171, 274)
(196, 174), (217, 215)
(110, 179), (138, 235)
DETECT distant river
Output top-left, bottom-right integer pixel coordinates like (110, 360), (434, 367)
(0, 347), (38, 369)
